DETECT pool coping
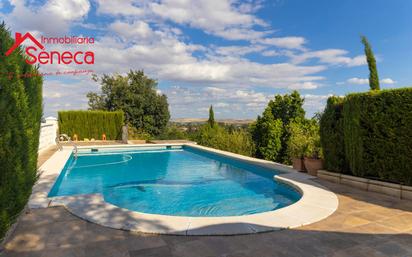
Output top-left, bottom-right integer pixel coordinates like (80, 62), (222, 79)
(29, 143), (338, 235)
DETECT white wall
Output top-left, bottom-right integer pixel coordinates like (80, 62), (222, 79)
(39, 117), (57, 151)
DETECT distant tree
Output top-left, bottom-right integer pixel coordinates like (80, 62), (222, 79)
(208, 105), (215, 127)
(87, 70), (170, 135)
(361, 36), (380, 90)
(252, 91), (305, 163)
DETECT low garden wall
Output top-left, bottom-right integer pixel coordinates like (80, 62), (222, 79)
(318, 170), (412, 200)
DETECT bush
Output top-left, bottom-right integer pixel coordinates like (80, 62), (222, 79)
(128, 126), (152, 140)
(156, 125), (188, 140)
(58, 110), (124, 140)
(191, 125), (255, 157)
(251, 91), (305, 164)
(288, 119), (322, 159)
(343, 88), (412, 185)
(0, 23), (43, 239)
(320, 96), (348, 173)
(251, 109), (283, 161)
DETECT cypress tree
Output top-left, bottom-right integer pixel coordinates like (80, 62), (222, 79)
(208, 105), (215, 127)
(361, 36), (380, 91)
(0, 22), (43, 238)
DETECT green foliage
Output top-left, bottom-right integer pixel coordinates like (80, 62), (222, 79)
(251, 109), (283, 161)
(156, 125), (188, 140)
(288, 119), (322, 159)
(361, 36), (380, 91)
(343, 88), (412, 185)
(128, 126), (152, 140)
(208, 105), (215, 127)
(58, 110), (124, 140)
(251, 91), (305, 163)
(287, 121), (307, 159)
(191, 125), (255, 157)
(87, 70), (170, 135)
(320, 96), (348, 172)
(0, 22), (43, 239)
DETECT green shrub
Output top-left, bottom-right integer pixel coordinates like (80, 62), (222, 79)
(251, 91), (305, 164)
(343, 88), (412, 185)
(288, 119), (322, 159)
(320, 96), (348, 173)
(0, 23), (43, 239)
(58, 110), (124, 140)
(251, 109), (283, 161)
(191, 124), (255, 157)
(156, 125), (188, 140)
(128, 126), (152, 140)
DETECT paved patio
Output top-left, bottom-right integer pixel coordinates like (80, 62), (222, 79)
(2, 146), (412, 257)
(1, 178), (411, 257)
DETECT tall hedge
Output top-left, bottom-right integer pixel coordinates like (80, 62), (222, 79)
(58, 110), (124, 140)
(0, 22), (43, 239)
(320, 96), (348, 173)
(343, 88), (412, 185)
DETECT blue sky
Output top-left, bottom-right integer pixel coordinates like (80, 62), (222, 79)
(1, 0), (411, 119)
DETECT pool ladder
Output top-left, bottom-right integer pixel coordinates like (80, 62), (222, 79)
(56, 134), (78, 159)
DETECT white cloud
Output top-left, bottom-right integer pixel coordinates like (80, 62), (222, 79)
(204, 87), (227, 94)
(347, 77), (369, 85)
(164, 85), (332, 118)
(347, 55), (367, 67)
(214, 45), (266, 57)
(150, 0), (268, 40)
(43, 78), (99, 116)
(164, 86), (273, 118)
(215, 102), (229, 107)
(45, 0), (90, 20)
(303, 94), (333, 117)
(261, 50), (278, 57)
(95, 0), (143, 16)
(257, 37), (306, 50)
(381, 78), (396, 84)
(5, 0), (90, 34)
(290, 49), (366, 67)
(346, 77), (396, 85)
(109, 21), (153, 40)
(289, 81), (320, 90)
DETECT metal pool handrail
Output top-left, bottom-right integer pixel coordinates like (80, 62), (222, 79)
(56, 134), (78, 158)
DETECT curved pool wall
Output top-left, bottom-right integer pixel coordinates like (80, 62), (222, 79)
(48, 145), (302, 217)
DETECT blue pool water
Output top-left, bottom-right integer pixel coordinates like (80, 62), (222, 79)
(49, 146), (301, 216)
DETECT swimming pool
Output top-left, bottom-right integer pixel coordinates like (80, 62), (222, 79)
(49, 145), (301, 217)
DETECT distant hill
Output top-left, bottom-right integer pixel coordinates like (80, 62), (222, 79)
(171, 118), (254, 125)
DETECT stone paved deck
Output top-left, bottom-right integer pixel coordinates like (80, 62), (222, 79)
(1, 179), (411, 257)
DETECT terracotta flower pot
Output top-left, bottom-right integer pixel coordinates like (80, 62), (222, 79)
(304, 157), (324, 176)
(292, 157), (306, 172)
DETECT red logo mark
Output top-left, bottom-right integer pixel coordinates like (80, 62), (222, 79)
(5, 32), (45, 56)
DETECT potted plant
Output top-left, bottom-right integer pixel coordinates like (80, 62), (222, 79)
(287, 121), (307, 172)
(302, 120), (323, 176)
